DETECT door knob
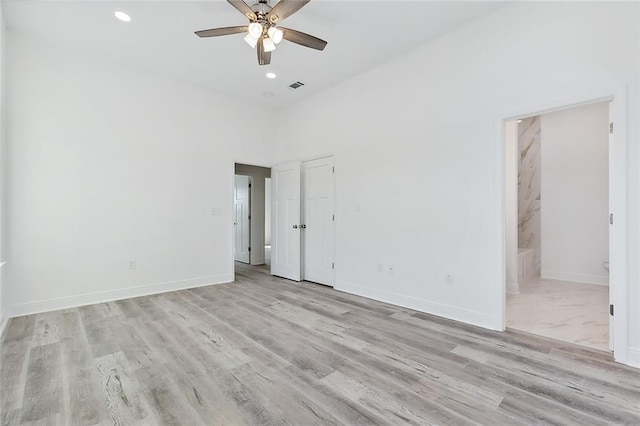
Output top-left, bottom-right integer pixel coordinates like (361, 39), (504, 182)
(300, 224), (307, 229)
(293, 225), (298, 229)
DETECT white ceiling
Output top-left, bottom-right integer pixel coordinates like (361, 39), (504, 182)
(3, 0), (506, 107)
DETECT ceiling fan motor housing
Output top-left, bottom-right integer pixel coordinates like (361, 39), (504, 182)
(251, 2), (272, 19)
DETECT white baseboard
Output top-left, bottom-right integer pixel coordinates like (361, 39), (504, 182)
(6, 273), (233, 318)
(627, 347), (640, 369)
(335, 280), (500, 331)
(541, 270), (609, 286)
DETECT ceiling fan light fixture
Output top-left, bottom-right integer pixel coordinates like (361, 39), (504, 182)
(194, 0), (327, 66)
(248, 22), (264, 38)
(268, 26), (284, 44)
(263, 37), (277, 53)
(244, 33), (259, 48)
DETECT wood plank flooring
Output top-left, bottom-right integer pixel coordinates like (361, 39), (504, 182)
(2, 263), (639, 425)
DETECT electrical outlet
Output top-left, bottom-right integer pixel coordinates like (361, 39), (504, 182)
(445, 273), (454, 285)
(128, 260), (136, 270)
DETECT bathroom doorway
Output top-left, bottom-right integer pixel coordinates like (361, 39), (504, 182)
(504, 101), (613, 352)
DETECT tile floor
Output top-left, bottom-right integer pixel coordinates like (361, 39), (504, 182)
(507, 277), (610, 352)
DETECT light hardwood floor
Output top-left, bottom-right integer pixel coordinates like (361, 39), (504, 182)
(2, 263), (639, 425)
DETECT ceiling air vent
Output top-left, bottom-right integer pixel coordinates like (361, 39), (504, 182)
(289, 81), (305, 89)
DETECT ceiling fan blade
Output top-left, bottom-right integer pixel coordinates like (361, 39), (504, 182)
(195, 26), (247, 38)
(267, 0), (310, 23)
(257, 38), (272, 66)
(227, 0), (257, 21)
(281, 27), (327, 51)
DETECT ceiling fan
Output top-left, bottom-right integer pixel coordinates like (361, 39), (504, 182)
(195, 0), (327, 66)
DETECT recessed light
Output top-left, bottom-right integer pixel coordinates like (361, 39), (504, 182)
(266, 72), (277, 79)
(517, 119), (523, 123)
(114, 11), (131, 22)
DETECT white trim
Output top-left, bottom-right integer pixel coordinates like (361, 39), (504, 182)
(6, 273), (232, 318)
(627, 347), (640, 368)
(540, 271), (609, 286)
(231, 161), (237, 283)
(0, 263), (7, 340)
(231, 161), (275, 279)
(336, 280), (499, 331)
(300, 151), (337, 163)
(0, 316), (8, 343)
(608, 88), (628, 365)
(494, 86), (630, 366)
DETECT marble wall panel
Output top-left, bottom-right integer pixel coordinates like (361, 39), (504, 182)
(518, 116), (541, 275)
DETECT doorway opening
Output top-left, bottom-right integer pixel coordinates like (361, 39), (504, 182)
(234, 163), (271, 275)
(504, 101), (613, 352)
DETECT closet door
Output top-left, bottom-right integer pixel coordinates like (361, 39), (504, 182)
(271, 162), (302, 281)
(302, 156), (335, 286)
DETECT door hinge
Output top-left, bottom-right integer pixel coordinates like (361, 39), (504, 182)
(332, 262), (335, 270)
(249, 183), (252, 188)
(610, 304), (614, 316)
(609, 122), (614, 135)
(610, 213), (614, 225)
(248, 247), (251, 252)
(332, 214), (335, 221)
(248, 215), (251, 220)
(332, 166), (335, 173)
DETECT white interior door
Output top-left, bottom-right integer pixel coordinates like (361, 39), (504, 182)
(271, 162), (301, 281)
(303, 156), (335, 286)
(234, 175), (251, 264)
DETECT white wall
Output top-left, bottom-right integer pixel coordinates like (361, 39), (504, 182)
(274, 2), (639, 365)
(5, 33), (276, 316)
(0, 3), (6, 335)
(541, 102), (610, 285)
(3, 2), (639, 368)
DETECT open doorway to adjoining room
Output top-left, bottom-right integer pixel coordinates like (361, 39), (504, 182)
(234, 163), (271, 275)
(504, 101), (613, 352)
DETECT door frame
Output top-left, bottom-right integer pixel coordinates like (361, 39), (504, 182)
(230, 161), (273, 282)
(301, 154), (337, 287)
(494, 87), (628, 364)
(233, 174), (252, 263)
